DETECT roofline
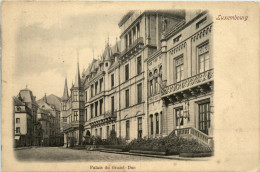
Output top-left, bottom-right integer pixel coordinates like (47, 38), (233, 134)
(118, 10), (135, 27)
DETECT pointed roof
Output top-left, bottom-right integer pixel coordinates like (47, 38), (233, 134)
(18, 88), (37, 105)
(43, 93), (47, 103)
(103, 43), (112, 61)
(62, 77), (69, 101)
(74, 60), (81, 87)
(37, 94), (61, 111)
(112, 39), (121, 55)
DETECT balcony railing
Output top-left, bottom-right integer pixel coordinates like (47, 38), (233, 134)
(63, 121), (80, 131)
(161, 69), (214, 96)
(120, 37), (144, 58)
(86, 110), (117, 127)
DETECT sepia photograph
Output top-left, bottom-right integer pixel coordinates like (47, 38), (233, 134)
(1, 1), (259, 171)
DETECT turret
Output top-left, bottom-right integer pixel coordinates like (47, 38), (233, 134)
(103, 42), (112, 71)
(62, 77), (69, 101)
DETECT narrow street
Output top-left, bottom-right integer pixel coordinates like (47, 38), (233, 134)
(15, 147), (170, 162)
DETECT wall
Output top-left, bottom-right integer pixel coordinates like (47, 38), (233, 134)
(15, 113), (27, 135)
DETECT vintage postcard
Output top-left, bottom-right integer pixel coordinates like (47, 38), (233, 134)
(1, 1), (259, 171)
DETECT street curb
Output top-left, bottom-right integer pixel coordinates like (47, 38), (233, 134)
(14, 146), (33, 151)
(99, 150), (211, 161)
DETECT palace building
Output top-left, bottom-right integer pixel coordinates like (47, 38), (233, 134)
(61, 10), (214, 147)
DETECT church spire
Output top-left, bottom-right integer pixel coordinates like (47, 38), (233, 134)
(62, 77), (69, 101)
(74, 58), (81, 88)
(43, 93), (48, 103)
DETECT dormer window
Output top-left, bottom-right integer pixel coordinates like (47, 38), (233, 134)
(196, 17), (207, 29)
(105, 63), (108, 67)
(16, 106), (21, 111)
(173, 35), (182, 44)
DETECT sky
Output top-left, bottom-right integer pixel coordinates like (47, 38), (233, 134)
(12, 3), (125, 100)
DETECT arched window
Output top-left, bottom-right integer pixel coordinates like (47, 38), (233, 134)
(154, 69), (158, 94)
(159, 66), (162, 94)
(149, 72), (153, 96)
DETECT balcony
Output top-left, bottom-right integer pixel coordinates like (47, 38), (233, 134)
(162, 69), (213, 96)
(161, 69), (213, 104)
(120, 37), (144, 60)
(63, 121), (80, 132)
(85, 111), (117, 127)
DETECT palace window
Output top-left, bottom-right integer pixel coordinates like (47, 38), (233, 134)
(137, 83), (142, 104)
(198, 43), (210, 73)
(156, 114), (159, 134)
(16, 127), (20, 133)
(199, 101), (211, 135)
(85, 91), (88, 102)
(73, 91), (79, 101)
(91, 84), (94, 97)
(150, 80), (153, 96)
(99, 78), (103, 92)
(95, 102), (98, 117)
(149, 72), (153, 96)
(137, 23), (140, 38)
(63, 103), (66, 111)
(150, 115), (154, 135)
(111, 74), (114, 88)
(125, 89), (129, 108)
(16, 118), (20, 123)
(176, 57), (184, 82)
(106, 126), (109, 138)
(154, 69), (158, 94)
(138, 117), (142, 138)
(137, 56), (142, 75)
(63, 118), (67, 122)
(91, 104), (94, 118)
(95, 129), (98, 136)
(111, 96), (114, 113)
(112, 124), (115, 132)
(159, 66), (162, 92)
(133, 27), (136, 41)
(126, 120), (130, 140)
(79, 111), (84, 121)
(125, 64), (129, 81)
(100, 128), (102, 139)
(79, 92), (84, 101)
(129, 32), (132, 46)
(74, 111), (78, 121)
(85, 109), (87, 121)
(175, 108), (183, 126)
(99, 99), (103, 115)
(125, 35), (128, 49)
(95, 81), (98, 95)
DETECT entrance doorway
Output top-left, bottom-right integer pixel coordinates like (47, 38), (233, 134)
(198, 101), (210, 135)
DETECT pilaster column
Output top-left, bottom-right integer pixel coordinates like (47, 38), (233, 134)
(161, 35), (167, 82)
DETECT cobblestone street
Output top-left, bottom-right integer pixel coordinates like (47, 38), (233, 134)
(15, 147), (170, 162)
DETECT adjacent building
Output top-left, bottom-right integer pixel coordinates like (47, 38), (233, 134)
(13, 88), (64, 147)
(37, 94), (63, 146)
(13, 96), (33, 147)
